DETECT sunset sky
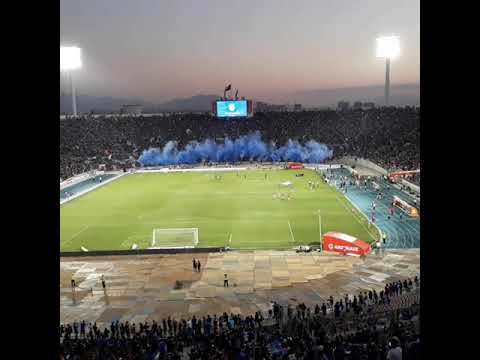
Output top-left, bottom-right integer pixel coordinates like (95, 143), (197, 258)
(60, 0), (419, 103)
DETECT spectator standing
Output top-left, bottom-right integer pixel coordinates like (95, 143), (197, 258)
(101, 275), (106, 291)
(334, 302), (340, 318)
(387, 337), (402, 360)
(80, 320), (85, 338)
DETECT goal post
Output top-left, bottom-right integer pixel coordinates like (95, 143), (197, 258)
(150, 228), (199, 248)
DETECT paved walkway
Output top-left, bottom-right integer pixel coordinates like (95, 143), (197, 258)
(60, 249), (419, 326)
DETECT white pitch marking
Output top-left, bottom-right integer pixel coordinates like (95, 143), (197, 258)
(318, 210), (322, 245)
(63, 225), (89, 245)
(228, 233), (232, 244)
(335, 197), (378, 242)
(288, 220), (295, 243)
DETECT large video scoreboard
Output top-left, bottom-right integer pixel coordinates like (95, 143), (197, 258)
(213, 99), (253, 118)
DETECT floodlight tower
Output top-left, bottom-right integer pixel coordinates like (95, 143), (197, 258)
(376, 36), (399, 106)
(60, 46), (82, 117)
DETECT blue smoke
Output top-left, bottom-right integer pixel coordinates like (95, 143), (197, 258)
(138, 131), (333, 166)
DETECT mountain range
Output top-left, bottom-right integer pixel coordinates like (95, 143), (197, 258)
(60, 83), (419, 114)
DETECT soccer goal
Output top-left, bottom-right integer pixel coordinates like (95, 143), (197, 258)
(150, 228), (199, 248)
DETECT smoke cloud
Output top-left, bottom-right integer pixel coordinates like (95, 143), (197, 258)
(138, 131), (333, 166)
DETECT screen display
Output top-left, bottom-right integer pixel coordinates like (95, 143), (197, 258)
(216, 100), (248, 117)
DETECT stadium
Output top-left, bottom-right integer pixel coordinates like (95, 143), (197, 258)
(60, 106), (420, 254)
(60, 105), (420, 357)
(60, 3), (420, 360)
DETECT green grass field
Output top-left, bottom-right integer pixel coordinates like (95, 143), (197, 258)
(60, 169), (378, 252)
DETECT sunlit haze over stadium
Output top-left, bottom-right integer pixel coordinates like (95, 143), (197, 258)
(60, 0), (419, 103)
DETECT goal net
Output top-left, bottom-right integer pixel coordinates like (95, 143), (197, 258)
(151, 228), (199, 248)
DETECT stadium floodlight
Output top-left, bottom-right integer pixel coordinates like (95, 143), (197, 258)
(376, 36), (400, 59)
(376, 36), (399, 106)
(60, 46), (82, 70)
(60, 46), (82, 117)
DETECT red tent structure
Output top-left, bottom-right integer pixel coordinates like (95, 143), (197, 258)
(323, 232), (372, 256)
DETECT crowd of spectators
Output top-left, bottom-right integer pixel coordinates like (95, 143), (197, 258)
(406, 174), (420, 187)
(60, 276), (420, 360)
(60, 107), (420, 181)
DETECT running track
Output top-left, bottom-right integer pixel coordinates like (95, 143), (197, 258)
(329, 168), (420, 249)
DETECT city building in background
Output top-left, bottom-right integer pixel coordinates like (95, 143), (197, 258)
(254, 102), (289, 112)
(120, 104), (143, 116)
(337, 101), (350, 111)
(353, 101), (363, 110)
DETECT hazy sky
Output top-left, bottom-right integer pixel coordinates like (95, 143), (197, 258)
(60, 0), (419, 102)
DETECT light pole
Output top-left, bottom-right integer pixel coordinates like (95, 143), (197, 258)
(60, 46), (82, 117)
(376, 36), (399, 106)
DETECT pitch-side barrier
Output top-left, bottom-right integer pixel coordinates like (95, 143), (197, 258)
(60, 171), (128, 205)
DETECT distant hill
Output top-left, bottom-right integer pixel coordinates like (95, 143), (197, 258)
(158, 94), (218, 112)
(60, 84), (419, 115)
(288, 83), (419, 108)
(60, 93), (156, 114)
(60, 93), (219, 114)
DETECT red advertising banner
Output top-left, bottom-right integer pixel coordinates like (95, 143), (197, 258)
(323, 232), (371, 256)
(287, 162), (304, 169)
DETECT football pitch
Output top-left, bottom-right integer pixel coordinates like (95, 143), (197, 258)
(60, 169), (379, 252)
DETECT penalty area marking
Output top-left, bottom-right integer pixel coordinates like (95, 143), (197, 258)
(288, 220), (295, 243)
(63, 225), (89, 246)
(228, 233), (232, 245)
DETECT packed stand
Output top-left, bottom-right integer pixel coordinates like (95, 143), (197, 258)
(406, 174), (420, 187)
(60, 107), (420, 181)
(60, 276), (420, 359)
